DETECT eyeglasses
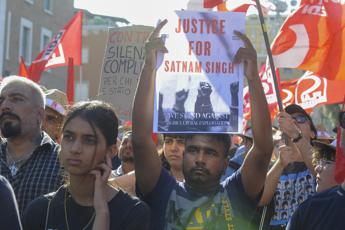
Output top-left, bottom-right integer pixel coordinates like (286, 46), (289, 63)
(292, 114), (308, 124)
(313, 159), (335, 168)
(339, 111), (345, 129)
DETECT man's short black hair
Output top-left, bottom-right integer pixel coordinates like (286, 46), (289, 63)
(185, 133), (231, 156)
(163, 133), (186, 140)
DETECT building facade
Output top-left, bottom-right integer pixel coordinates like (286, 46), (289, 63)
(78, 12), (128, 100)
(0, 0), (7, 75)
(1, 0), (74, 90)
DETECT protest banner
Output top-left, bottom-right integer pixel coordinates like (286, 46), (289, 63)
(98, 25), (153, 121)
(244, 71), (345, 123)
(153, 11), (245, 133)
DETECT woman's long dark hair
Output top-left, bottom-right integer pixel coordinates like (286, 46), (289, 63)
(63, 101), (119, 146)
(61, 100), (119, 183)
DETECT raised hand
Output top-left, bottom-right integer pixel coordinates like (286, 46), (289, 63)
(144, 19), (168, 68)
(277, 145), (301, 167)
(230, 81), (239, 107)
(278, 111), (302, 140)
(173, 89), (189, 113)
(233, 31), (258, 81)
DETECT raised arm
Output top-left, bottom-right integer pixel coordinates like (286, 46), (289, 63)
(278, 111), (316, 176)
(259, 145), (300, 206)
(234, 31), (273, 200)
(132, 20), (168, 195)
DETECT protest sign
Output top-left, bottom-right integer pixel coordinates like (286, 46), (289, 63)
(154, 11), (245, 133)
(99, 25), (153, 121)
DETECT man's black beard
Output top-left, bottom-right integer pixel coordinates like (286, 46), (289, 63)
(1, 121), (21, 138)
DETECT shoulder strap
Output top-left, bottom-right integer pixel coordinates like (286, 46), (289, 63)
(45, 197), (53, 230)
(44, 186), (65, 230)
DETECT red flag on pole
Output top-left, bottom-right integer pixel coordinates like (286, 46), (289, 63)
(29, 10), (83, 82)
(204, 0), (223, 8)
(67, 58), (74, 104)
(217, 0), (271, 14)
(271, 1), (345, 81)
(18, 56), (29, 78)
(243, 61), (281, 122)
(277, 72), (345, 113)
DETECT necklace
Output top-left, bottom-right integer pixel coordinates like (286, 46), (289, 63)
(64, 188), (96, 230)
(6, 148), (32, 176)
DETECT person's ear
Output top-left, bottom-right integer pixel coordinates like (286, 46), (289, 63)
(38, 107), (45, 124)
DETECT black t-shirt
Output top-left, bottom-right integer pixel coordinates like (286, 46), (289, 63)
(22, 186), (150, 230)
(286, 185), (345, 230)
(0, 175), (22, 230)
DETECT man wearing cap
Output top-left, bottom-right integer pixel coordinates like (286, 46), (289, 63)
(0, 76), (62, 215)
(286, 109), (345, 230)
(42, 89), (67, 143)
(259, 104), (317, 229)
(312, 140), (337, 192)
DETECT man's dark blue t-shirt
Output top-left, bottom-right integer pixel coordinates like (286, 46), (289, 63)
(0, 175), (22, 230)
(138, 168), (258, 230)
(286, 185), (345, 230)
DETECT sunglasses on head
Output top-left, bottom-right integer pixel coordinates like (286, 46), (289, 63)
(292, 114), (308, 124)
(339, 111), (345, 129)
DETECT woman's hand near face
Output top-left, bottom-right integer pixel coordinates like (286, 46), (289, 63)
(90, 154), (112, 230)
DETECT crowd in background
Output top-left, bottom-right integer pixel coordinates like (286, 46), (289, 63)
(0, 20), (344, 230)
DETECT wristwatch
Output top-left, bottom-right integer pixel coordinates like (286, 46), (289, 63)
(292, 131), (303, 143)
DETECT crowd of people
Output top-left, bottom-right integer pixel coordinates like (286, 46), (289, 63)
(0, 20), (344, 230)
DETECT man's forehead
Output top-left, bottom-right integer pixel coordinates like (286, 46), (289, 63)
(45, 107), (63, 117)
(186, 135), (220, 145)
(0, 82), (31, 97)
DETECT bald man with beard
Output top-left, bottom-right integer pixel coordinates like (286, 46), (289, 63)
(0, 76), (62, 214)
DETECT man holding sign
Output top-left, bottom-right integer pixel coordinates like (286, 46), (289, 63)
(154, 11), (245, 133)
(132, 17), (272, 230)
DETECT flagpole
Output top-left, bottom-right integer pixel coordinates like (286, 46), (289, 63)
(79, 65), (83, 99)
(255, 0), (283, 111)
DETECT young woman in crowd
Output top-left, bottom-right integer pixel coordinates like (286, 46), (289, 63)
(160, 134), (185, 181)
(22, 101), (150, 230)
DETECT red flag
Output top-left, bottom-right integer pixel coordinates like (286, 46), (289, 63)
(243, 60), (281, 122)
(204, 0), (223, 8)
(29, 10), (83, 82)
(67, 58), (74, 104)
(18, 56), (29, 78)
(335, 99), (345, 183)
(243, 69), (345, 122)
(271, 1), (345, 80)
(279, 72), (345, 113)
(217, 0), (271, 15)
